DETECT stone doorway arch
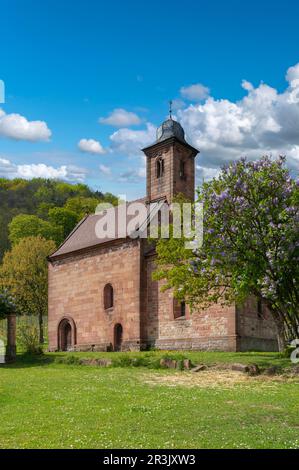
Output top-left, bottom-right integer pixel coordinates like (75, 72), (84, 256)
(114, 323), (123, 352)
(58, 317), (76, 351)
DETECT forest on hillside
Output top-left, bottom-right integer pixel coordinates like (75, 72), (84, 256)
(0, 178), (118, 261)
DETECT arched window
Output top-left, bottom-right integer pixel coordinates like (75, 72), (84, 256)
(179, 160), (186, 179)
(173, 299), (186, 319)
(156, 158), (164, 178)
(104, 283), (114, 309)
(257, 298), (263, 318)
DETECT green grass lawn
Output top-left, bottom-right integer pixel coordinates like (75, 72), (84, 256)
(0, 352), (298, 449)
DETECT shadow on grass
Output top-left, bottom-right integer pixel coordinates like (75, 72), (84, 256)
(1, 353), (58, 369)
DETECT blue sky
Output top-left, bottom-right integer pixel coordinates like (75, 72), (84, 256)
(1, 0), (299, 199)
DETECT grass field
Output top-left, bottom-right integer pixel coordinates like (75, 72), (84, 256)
(0, 351), (299, 449)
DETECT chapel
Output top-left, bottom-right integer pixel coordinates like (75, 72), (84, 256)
(48, 116), (278, 352)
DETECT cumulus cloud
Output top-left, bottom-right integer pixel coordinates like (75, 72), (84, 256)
(109, 123), (156, 156)
(108, 122), (154, 182)
(118, 167), (146, 183)
(196, 165), (221, 182)
(171, 98), (186, 110)
(176, 62), (299, 181)
(99, 164), (111, 175)
(286, 63), (299, 87)
(96, 63), (299, 186)
(241, 80), (254, 91)
(78, 138), (106, 154)
(0, 157), (87, 182)
(180, 83), (210, 101)
(99, 108), (141, 127)
(0, 108), (51, 141)
(0, 157), (16, 176)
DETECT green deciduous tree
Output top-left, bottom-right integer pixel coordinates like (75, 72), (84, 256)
(154, 156), (299, 350)
(8, 214), (62, 246)
(64, 196), (101, 219)
(48, 207), (79, 240)
(0, 177), (116, 262)
(0, 236), (56, 344)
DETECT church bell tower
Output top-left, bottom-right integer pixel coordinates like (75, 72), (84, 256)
(142, 109), (199, 204)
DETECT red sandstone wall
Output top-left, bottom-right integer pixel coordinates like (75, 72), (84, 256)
(146, 140), (195, 203)
(172, 142), (195, 202)
(146, 143), (173, 202)
(48, 240), (141, 351)
(236, 297), (278, 351)
(142, 254), (238, 351)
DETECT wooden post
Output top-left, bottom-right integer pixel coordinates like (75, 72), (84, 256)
(5, 313), (16, 362)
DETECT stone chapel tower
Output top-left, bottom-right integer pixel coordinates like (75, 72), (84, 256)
(142, 116), (199, 203)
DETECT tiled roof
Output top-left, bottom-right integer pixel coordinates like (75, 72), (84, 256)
(49, 197), (166, 259)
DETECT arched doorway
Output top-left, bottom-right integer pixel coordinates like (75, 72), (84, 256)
(114, 323), (123, 352)
(58, 317), (76, 351)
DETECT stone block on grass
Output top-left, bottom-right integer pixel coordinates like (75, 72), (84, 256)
(191, 364), (207, 373)
(231, 363), (249, 373)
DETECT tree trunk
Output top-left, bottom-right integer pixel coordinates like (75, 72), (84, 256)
(38, 312), (44, 345)
(5, 313), (16, 362)
(276, 320), (287, 353)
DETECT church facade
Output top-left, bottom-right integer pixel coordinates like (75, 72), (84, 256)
(48, 118), (278, 352)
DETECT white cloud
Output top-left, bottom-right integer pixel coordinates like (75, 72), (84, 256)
(176, 62), (299, 181)
(99, 164), (111, 175)
(109, 123), (156, 156)
(78, 138), (106, 154)
(0, 157), (87, 182)
(0, 157), (16, 176)
(286, 63), (299, 87)
(118, 166), (146, 183)
(97, 63), (299, 187)
(99, 108), (141, 127)
(241, 80), (254, 91)
(137, 166), (146, 178)
(17, 163), (87, 181)
(171, 98), (186, 110)
(196, 165), (220, 182)
(0, 108), (51, 141)
(180, 83), (210, 101)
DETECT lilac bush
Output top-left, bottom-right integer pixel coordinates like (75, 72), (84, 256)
(155, 156), (299, 350)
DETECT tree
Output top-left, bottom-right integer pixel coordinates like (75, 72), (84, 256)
(0, 288), (18, 361)
(0, 177), (115, 262)
(101, 192), (119, 206)
(154, 156), (299, 351)
(0, 237), (56, 344)
(64, 196), (101, 219)
(8, 214), (62, 246)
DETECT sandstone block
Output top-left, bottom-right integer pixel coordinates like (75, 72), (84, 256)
(231, 363), (249, 373)
(183, 359), (191, 370)
(191, 364), (206, 373)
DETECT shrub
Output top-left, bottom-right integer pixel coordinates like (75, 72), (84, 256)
(18, 323), (43, 355)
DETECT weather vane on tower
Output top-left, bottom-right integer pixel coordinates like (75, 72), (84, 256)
(169, 100), (173, 119)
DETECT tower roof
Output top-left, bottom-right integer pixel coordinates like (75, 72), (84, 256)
(142, 116), (199, 155)
(156, 117), (186, 144)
